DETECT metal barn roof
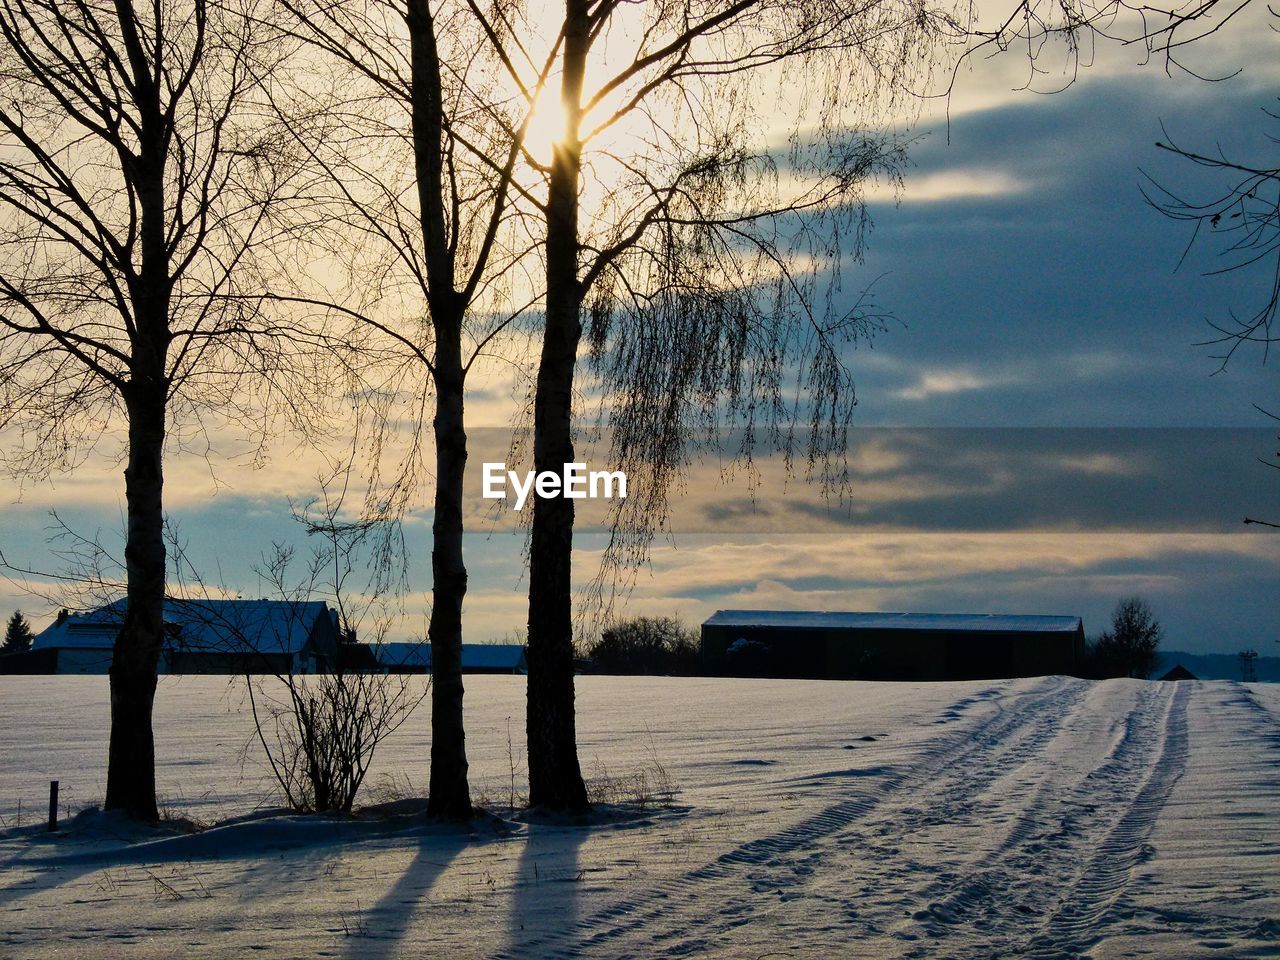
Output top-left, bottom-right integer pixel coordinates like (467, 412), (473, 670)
(375, 642), (527, 671)
(31, 599), (335, 655)
(703, 610), (1082, 633)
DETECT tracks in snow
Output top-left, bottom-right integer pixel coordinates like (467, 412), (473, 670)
(901, 681), (1190, 958)
(1020, 682), (1189, 957)
(498, 676), (1109, 959)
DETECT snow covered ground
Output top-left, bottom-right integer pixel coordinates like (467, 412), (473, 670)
(1, 675), (1277, 958)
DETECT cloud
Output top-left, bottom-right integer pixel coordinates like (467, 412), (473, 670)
(1048, 452), (1141, 476)
(868, 168), (1033, 204)
(5, 22), (1277, 661)
(833, 67), (1280, 429)
(893, 368), (1008, 401)
(587, 531), (1276, 597)
(524, 428), (1272, 535)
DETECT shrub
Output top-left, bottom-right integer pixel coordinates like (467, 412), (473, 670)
(587, 616), (700, 675)
(247, 668), (426, 813)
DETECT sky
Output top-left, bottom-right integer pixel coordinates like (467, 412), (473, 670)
(1, 4), (1277, 656)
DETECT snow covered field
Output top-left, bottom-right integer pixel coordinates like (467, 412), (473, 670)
(1, 675), (1277, 958)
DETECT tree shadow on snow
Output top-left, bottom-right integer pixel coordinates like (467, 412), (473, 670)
(0, 807), (206, 906)
(340, 813), (510, 960)
(501, 815), (588, 957)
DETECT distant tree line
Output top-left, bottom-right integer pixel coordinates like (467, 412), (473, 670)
(585, 617), (701, 676)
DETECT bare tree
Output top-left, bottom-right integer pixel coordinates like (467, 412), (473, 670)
(1091, 596), (1164, 679)
(268, 0), (553, 817)
(1134, 7), (1278, 528)
(458, 0), (966, 809)
(1145, 107), (1279, 370)
(268, 0), (1263, 815)
(0, 1), (320, 819)
(523, 0), (1278, 808)
(587, 616), (699, 676)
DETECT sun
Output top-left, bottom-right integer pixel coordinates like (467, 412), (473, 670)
(523, 89), (568, 164)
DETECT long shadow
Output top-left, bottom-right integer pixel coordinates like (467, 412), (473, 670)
(0, 809), (452, 909)
(5, 809), (419, 868)
(0, 814), (168, 906)
(0, 844), (104, 911)
(497, 817), (588, 959)
(341, 819), (501, 960)
(484, 681), (1068, 959)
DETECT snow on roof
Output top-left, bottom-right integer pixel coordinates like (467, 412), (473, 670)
(31, 599), (335, 655)
(702, 609), (1083, 633)
(375, 642), (527, 670)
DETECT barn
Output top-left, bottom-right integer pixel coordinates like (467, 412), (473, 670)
(374, 642), (528, 675)
(27, 599), (342, 675)
(701, 610), (1085, 681)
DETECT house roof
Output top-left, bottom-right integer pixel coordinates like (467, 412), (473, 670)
(703, 609), (1083, 634)
(32, 599), (336, 656)
(374, 642), (527, 671)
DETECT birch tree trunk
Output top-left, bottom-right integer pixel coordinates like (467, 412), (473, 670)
(106, 386), (167, 820)
(105, 22), (171, 819)
(526, 0), (590, 811)
(409, 0), (472, 817)
(426, 314), (472, 817)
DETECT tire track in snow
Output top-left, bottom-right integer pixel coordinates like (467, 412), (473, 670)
(1012, 681), (1190, 958)
(652, 677), (1088, 955)
(893, 682), (1173, 956)
(1103, 681), (1280, 953)
(497, 676), (1086, 960)
(826, 681), (1273, 960)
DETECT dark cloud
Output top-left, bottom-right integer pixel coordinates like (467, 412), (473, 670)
(434, 427), (1278, 534)
(836, 72), (1280, 427)
(667, 428), (1274, 534)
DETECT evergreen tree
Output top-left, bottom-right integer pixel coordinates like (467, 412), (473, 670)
(2, 611), (34, 654)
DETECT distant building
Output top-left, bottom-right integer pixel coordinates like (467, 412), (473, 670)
(375, 642), (527, 675)
(1151, 651), (1279, 682)
(701, 609), (1085, 681)
(27, 599), (341, 675)
(1158, 664), (1198, 682)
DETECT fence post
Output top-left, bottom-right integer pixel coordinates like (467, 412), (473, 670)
(47, 780), (59, 832)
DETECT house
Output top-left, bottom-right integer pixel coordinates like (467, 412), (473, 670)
(1158, 664), (1198, 682)
(27, 599), (341, 675)
(27, 608), (115, 674)
(701, 609), (1086, 681)
(374, 642), (528, 675)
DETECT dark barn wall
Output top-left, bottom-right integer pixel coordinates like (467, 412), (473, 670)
(166, 651), (293, 675)
(306, 615), (341, 671)
(702, 624), (1081, 680)
(0, 648), (59, 674)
